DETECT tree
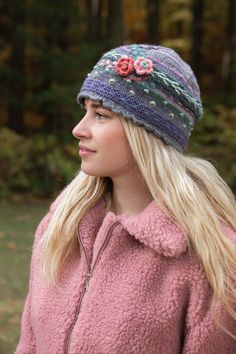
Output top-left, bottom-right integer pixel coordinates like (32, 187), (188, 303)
(107, 0), (124, 47)
(221, 0), (236, 92)
(191, 0), (204, 80)
(146, 0), (161, 44)
(0, 1), (26, 133)
(86, 0), (103, 41)
(25, 0), (82, 135)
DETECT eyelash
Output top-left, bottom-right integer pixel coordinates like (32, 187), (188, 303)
(81, 104), (108, 120)
(95, 112), (107, 120)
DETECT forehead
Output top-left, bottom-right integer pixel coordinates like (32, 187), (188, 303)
(84, 98), (104, 109)
(84, 98), (118, 116)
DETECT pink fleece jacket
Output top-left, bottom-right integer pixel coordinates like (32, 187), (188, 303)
(15, 199), (236, 354)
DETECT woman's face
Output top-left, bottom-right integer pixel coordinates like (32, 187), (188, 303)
(72, 99), (135, 178)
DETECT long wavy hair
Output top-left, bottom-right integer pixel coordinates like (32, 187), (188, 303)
(41, 117), (236, 337)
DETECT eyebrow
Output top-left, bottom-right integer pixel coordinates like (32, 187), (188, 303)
(84, 100), (110, 111)
(91, 102), (103, 109)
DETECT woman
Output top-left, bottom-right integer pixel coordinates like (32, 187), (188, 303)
(15, 44), (236, 353)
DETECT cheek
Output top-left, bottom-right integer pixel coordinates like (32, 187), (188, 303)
(81, 120), (135, 177)
(102, 130), (134, 169)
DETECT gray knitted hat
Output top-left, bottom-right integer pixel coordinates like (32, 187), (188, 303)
(78, 44), (203, 152)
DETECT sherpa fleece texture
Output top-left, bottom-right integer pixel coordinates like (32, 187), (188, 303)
(15, 198), (236, 354)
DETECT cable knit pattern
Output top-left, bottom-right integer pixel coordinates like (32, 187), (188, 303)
(15, 199), (236, 354)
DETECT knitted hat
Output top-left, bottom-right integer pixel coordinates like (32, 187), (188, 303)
(77, 44), (203, 152)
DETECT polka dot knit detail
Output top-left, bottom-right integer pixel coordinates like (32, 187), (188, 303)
(78, 44), (203, 152)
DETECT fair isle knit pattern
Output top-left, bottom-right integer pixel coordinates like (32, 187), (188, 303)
(78, 44), (203, 152)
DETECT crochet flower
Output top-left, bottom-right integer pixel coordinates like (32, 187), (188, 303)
(115, 57), (134, 76)
(134, 57), (154, 75)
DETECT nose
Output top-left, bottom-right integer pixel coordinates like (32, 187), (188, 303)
(72, 115), (91, 140)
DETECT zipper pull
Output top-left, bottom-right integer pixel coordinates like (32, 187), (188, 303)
(84, 272), (91, 291)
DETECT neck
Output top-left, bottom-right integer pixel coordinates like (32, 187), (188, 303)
(109, 174), (153, 215)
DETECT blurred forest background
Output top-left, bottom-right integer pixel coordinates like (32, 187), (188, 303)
(0, 1), (236, 352)
(0, 0), (236, 198)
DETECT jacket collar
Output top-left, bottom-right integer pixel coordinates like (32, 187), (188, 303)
(92, 199), (188, 257)
(116, 201), (188, 257)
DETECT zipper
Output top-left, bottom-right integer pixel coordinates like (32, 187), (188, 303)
(64, 221), (119, 354)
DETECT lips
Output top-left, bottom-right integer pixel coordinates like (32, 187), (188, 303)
(79, 144), (96, 158)
(79, 144), (96, 152)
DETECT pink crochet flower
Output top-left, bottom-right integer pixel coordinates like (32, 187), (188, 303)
(134, 57), (154, 75)
(115, 57), (134, 76)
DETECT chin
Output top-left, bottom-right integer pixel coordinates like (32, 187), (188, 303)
(81, 166), (105, 177)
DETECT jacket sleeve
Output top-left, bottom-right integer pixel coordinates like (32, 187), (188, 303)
(183, 227), (236, 353)
(182, 289), (236, 353)
(14, 199), (59, 354)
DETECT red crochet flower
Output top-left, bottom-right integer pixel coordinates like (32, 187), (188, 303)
(134, 57), (154, 75)
(115, 57), (134, 76)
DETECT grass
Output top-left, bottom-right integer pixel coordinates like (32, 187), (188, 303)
(0, 198), (50, 354)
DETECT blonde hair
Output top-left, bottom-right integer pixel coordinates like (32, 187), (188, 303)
(41, 117), (236, 336)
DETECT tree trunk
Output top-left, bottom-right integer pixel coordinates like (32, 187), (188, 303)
(86, 0), (103, 40)
(191, 0), (204, 80)
(7, 6), (25, 134)
(107, 0), (124, 47)
(146, 0), (160, 44)
(221, 0), (236, 91)
(41, 0), (71, 134)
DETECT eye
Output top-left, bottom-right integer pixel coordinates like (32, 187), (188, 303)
(95, 112), (108, 120)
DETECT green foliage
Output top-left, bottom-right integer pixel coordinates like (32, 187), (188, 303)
(0, 127), (79, 197)
(189, 104), (236, 193)
(0, 0), (235, 196)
